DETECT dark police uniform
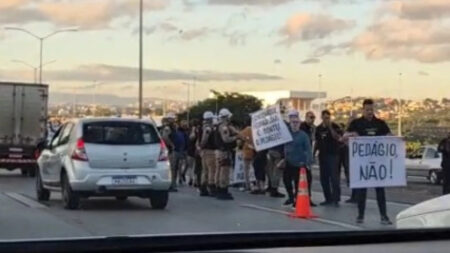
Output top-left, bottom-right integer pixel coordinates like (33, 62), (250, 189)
(347, 116), (390, 220)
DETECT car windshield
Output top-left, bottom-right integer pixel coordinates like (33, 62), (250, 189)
(0, 0), (449, 246)
(83, 121), (160, 145)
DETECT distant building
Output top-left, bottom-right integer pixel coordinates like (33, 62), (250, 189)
(241, 90), (327, 117)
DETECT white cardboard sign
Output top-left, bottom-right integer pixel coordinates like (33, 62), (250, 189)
(349, 136), (406, 189)
(230, 151), (256, 185)
(251, 106), (292, 152)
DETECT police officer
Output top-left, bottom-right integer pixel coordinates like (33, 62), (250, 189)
(199, 111), (217, 197)
(438, 132), (450, 195)
(343, 99), (392, 225)
(215, 108), (238, 200)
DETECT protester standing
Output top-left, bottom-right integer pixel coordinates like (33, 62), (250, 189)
(252, 150), (267, 194)
(266, 144), (285, 198)
(199, 111), (217, 197)
(438, 132), (450, 195)
(239, 118), (255, 192)
(215, 108), (239, 200)
(161, 113), (179, 192)
(344, 99), (392, 225)
(314, 110), (342, 207)
(281, 110), (313, 207)
(300, 111), (316, 206)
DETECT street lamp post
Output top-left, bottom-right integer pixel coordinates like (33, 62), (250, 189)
(138, 0), (144, 119)
(11, 59), (56, 83)
(5, 27), (78, 83)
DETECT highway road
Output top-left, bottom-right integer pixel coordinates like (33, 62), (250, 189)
(0, 169), (441, 240)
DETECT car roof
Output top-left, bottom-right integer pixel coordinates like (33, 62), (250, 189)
(73, 117), (156, 126)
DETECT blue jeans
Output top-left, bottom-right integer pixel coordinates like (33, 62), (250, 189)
(319, 154), (340, 203)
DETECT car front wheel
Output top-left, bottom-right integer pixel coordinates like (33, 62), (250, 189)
(149, 191), (169, 209)
(429, 170), (442, 185)
(36, 171), (50, 201)
(61, 172), (80, 210)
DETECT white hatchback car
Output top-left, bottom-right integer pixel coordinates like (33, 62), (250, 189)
(36, 118), (171, 210)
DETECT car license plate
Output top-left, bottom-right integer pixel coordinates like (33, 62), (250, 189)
(112, 176), (137, 185)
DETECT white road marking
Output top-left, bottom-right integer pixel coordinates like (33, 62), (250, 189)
(5, 192), (47, 209)
(240, 203), (362, 230)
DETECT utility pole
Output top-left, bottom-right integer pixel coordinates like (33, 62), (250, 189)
(138, 0), (144, 119)
(398, 72), (403, 136)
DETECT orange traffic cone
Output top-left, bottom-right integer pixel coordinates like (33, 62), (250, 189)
(289, 167), (317, 219)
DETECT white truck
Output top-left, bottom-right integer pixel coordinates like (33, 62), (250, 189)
(406, 145), (443, 184)
(0, 82), (48, 176)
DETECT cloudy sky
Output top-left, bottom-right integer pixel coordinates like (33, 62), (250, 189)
(0, 0), (449, 101)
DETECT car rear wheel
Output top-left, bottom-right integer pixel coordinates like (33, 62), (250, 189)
(20, 168), (27, 177)
(116, 196), (128, 201)
(28, 166), (36, 177)
(149, 191), (169, 209)
(36, 171), (50, 201)
(62, 172), (80, 210)
(429, 170), (441, 185)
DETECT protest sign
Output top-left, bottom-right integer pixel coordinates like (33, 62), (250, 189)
(230, 151), (256, 185)
(251, 106), (292, 152)
(349, 136), (406, 189)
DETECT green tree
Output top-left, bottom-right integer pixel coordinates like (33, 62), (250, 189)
(178, 91), (262, 127)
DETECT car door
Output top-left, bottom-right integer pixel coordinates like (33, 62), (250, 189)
(39, 125), (65, 183)
(46, 123), (74, 183)
(406, 148), (424, 177)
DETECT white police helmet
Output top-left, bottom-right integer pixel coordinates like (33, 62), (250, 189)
(219, 108), (232, 118)
(203, 111), (214, 120)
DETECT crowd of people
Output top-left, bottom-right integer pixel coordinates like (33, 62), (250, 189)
(159, 99), (420, 225)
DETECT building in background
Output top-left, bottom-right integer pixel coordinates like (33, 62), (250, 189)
(241, 90), (327, 118)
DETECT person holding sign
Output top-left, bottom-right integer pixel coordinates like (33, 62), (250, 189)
(314, 110), (343, 207)
(279, 109), (313, 207)
(239, 118), (256, 192)
(344, 99), (392, 225)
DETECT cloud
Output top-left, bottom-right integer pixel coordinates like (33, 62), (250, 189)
(274, 59), (282, 64)
(208, 0), (294, 6)
(0, 8), (45, 24)
(42, 64), (282, 82)
(278, 13), (354, 46)
(384, 0), (450, 20)
(418, 71), (429, 76)
(179, 27), (215, 40)
(0, 0), (169, 29)
(351, 18), (450, 63)
(0, 0), (28, 10)
(301, 58), (320, 64)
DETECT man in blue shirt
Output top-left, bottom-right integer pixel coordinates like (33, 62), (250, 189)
(280, 109), (313, 207)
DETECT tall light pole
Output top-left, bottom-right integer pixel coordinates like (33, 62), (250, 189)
(5, 27), (77, 84)
(398, 72), (403, 136)
(138, 0), (144, 119)
(11, 59), (55, 83)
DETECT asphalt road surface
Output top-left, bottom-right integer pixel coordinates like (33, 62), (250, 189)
(0, 168), (442, 240)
